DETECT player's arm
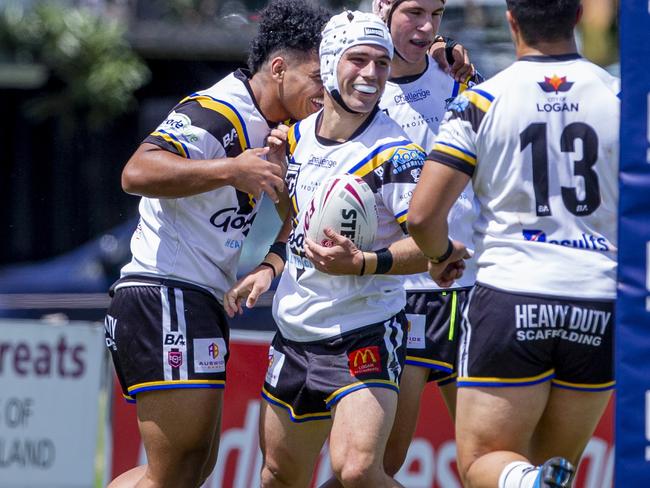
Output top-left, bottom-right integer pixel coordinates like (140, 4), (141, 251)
(223, 216), (290, 317)
(407, 160), (470, 269)
(122, 143), (283, 201)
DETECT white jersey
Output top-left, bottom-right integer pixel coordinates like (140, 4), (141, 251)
(380, 56), (477, 290)
(430, 54), (619, 299)
(120, 70), (272, 300)
(273, 108), (426, 342)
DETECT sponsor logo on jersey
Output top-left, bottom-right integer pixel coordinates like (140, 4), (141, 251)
(222, 128), (239, 149)
(406, 314), (426, 349)
(537, 74), (574, 94)
(393, 88), (431, 106)
(536, 101), (579, 113)
(161, 112), (199, 143)
(194, 338), (226, 373)
(164, 332), (186, 347)
(348, 346), (382, 376)
(410, 167), (421, 183)
(210, 190), (257, 236)
(104, 314), (118, 351)
(522, 230), (610, 251)
(168, 350), (183, 368)
(307, 155), (337, 168)
(390, 148), (424, 175)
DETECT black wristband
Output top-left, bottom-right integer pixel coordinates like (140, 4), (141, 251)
(444, 37), (458, 66)
(268, 241), (287, 263)
(427, 239), (454, 264)
(373, 248), (393, 275)
(258, 261), (277, 278)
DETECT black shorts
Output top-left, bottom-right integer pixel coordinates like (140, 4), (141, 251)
(405, 288), (470, 384)
(105, 280), (230, 402)
(261, 313), (408, 423)
(457, 284), (614, 391)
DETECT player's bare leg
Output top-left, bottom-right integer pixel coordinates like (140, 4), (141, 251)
(328, 387), (404, 488)
(382, 365), (429, 476)
(530, 387), (612, 465)
(108, 388), (223, 488)
(260, 401), (331, 488)
(455, 384), (550, 488)
(438, 381), (457, 419)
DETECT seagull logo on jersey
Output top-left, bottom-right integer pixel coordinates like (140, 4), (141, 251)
(410, 168), (421, 183)
(522, 229), (547, 242)
(446, 94), (470, 112)
(538, 75), (574, 94)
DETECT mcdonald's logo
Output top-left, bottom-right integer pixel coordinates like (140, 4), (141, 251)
(348, 346), (382, 376)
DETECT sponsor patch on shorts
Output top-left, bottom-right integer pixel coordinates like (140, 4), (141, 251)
(193, 338), (226, 373)
(348, 346), (382, 376)
(406, 314), (426, 349)
(265, 346), (285, 387)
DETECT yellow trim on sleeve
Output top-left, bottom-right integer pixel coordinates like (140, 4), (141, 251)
(433, 142), (477, 166)
(188, 95), (248, 153)
(150, 131), (188, 158)
(464, 90), (492, 113)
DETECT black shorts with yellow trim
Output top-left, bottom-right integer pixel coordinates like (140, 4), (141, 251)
(261, 313), (408, 423)
(105, 276), (230, 403)
(404, 288), (470, 384)
(456, 283), (614, 392)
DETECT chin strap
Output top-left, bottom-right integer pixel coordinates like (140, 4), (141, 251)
(330, 89), (363, 114)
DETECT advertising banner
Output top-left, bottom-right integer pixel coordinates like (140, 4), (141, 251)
(616, 1), (650, 485)
(0, 319), (105, 488)
(110, 331), (613, 487)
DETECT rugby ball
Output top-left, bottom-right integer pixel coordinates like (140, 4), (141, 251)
(304, 174), (378, 251)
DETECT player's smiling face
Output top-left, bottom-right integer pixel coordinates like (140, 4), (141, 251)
(281, 51), (324, 121)
(390, 0), (444, 64)
(336, 45), (391, 113)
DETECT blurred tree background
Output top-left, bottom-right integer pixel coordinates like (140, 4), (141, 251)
(0, 0), (618, 267)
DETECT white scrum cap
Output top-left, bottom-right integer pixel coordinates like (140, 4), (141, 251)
(319, 10), (394, 97)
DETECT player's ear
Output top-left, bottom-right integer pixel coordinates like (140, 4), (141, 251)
(270, 56), (287, 84)
(575, 4), (583, 26)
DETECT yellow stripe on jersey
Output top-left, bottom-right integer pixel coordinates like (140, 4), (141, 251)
(151, 131), (189, 158)
(433, 141), (477, 166)
(183, 95), (248, 153)
(396, 212), (408, 225)
(350, 142), (422, 178)
(288, 124), (299, 155)
(464, 90), (493, 113)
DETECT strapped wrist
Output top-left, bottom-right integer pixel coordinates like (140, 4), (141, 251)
(268, 241), (287, 264)
(373, 248), (393, 275)
(426, 239), (454, 264)
(258, 261), (277, 278)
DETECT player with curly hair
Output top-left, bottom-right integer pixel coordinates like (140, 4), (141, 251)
(104, 1), (329, 486)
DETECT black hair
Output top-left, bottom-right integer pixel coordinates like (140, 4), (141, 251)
(248, 0), (331, 73)
(506, 0), (580, 46)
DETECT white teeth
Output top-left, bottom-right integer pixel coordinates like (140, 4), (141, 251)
(353, 84), (377, 94)
(312, 98), (323, 106)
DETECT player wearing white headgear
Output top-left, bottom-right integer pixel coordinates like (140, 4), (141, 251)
(225, 9), (467, 488)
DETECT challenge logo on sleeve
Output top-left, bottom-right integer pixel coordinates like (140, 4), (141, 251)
(348, 346), (382, 376)
(193, 338), (227, 373)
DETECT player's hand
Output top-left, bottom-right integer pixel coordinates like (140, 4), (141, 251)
(266, 124), (290, 174)
(427, 240), (470, 287)
(229, 147), (285, 203)
(223, 265), (275, 318)
(304, 228), (364, 275)
(430, 39), (474, 83)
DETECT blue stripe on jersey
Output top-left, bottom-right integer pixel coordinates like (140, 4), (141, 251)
(156, 129), (190, 158)
(434, 141), (477, 161)
(471, 88), (494, 102)
(451, 80), (460, 98)
(347, 139), (412, 175)
(395, 208), (408, 225)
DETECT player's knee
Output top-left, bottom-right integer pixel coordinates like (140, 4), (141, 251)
(332, 454), (383, 487)
(260, 461), (298, 488)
